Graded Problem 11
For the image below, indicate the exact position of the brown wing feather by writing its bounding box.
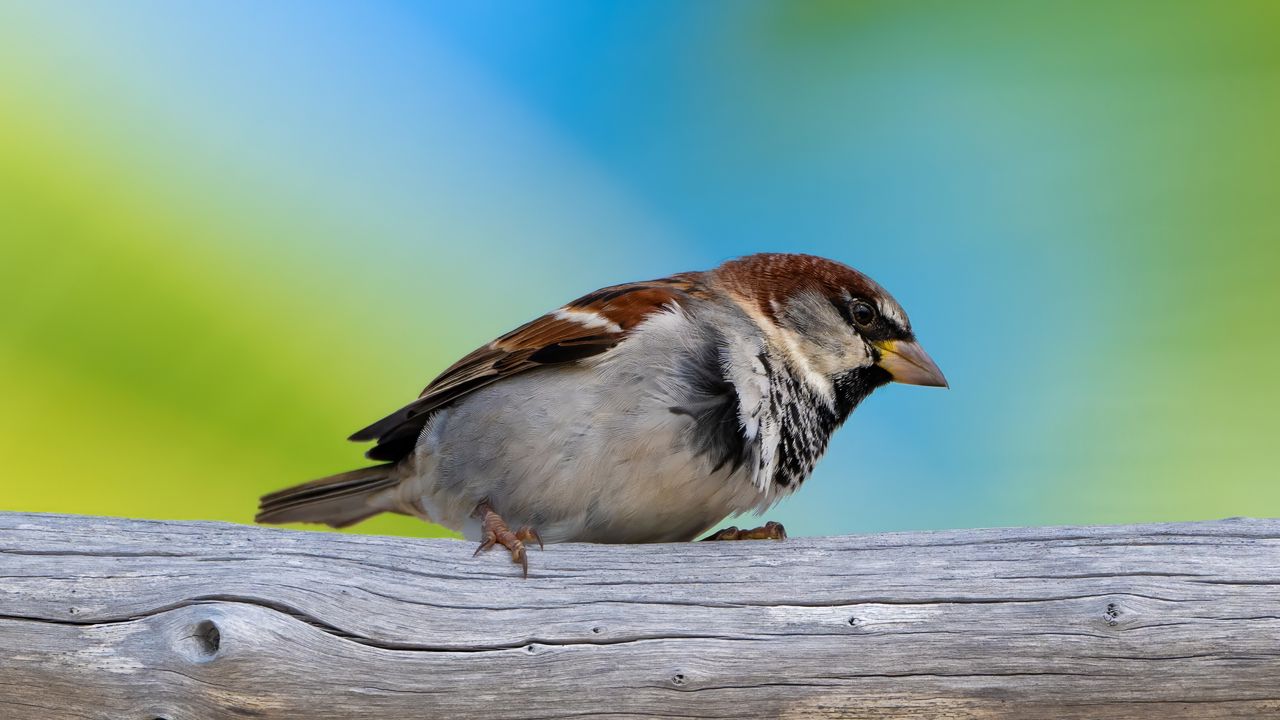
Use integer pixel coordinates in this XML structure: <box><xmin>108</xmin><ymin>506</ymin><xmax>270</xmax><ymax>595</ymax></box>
<box><xmin>349</xmin><ymin>274</ymin><xmax>706</xmax><ymax>462</ymax></box>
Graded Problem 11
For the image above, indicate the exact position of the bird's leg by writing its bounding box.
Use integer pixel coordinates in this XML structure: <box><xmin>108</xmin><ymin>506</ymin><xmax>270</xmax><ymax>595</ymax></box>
<box><xmin>701</xmin><ymin>520</ymin><xmax>787</xmax><ymax>541</ymax></box>
<box><xmin>472</xmin><ymin>500</ymin><xmax>543</xmax><ymax>578</ymax></box>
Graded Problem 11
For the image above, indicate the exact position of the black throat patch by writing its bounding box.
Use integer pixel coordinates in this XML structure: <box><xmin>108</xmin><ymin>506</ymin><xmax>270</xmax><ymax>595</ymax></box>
<box><xmin>769</xmin><ymin>362</ymin><xmax>891</xmax><ymax>489</ymax></box>
<box><xmin>671</xmin><ymin>331</ymin><xmax>892</xmax><ymax>491</ymax></box>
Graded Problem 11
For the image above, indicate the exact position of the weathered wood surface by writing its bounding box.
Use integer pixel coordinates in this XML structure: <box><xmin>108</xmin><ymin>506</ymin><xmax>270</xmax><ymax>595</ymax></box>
<box><xmin>1</xmin><ymin>513</ymin><xmax>1279</xmax><ymax>719</ymax></box>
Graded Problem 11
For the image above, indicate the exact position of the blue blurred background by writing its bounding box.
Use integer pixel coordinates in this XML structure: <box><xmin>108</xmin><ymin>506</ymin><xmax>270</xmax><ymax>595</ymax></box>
<box><xmin>2</xmin><ymin>2</ymin><xmax>1278</xmax><ymax>537</ymax></box>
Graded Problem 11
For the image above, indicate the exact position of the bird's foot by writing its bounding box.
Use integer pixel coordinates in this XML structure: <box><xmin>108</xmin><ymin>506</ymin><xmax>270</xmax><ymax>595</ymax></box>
<box><xmin>472</xmin><ymin>500</ymin><xmax>543</xmax><ymax>578</ymax></box>
<box><xmin>701</xmin><ymin>520</ymin><xmax>787</xmax><ymax>541</ymax></box>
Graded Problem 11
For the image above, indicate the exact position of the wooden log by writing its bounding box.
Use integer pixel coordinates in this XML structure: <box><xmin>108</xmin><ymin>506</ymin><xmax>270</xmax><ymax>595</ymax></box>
<box><xmin>1</xmin><ymin>512</ymin><xmax>1278</xmax><ymax>719</ymax></box>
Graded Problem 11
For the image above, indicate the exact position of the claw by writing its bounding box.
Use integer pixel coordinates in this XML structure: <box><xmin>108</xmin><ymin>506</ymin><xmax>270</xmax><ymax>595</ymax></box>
<box><xmin>473</xmin><ymin>537</ymin><xmax>496</xmax><ymax>557</ymax></box>
<box><xmin>761</xmin><ymin>520</ymin><xmax>787</xmax><ymax>540</ymax></box>
<box><xmin>702</xmin><ymin>520</ymin><xmax>787</xmax><ymax>541</ymax></box>
<box><xmin>511</xmin><ymin>544</ymin><xmax>528</xmax><ymax>578</ymax></box>
<box><xmin>517</xmin><ymin>526</ymin><xmax>544</xmax><ymax>550</ymax></box>
<box><xmin>471</xmin><ymin>501</ymin><xmax>541</xmax><ymax>578</ymax></box>
<box><xmin>703</xmin><ymin>525</ymin><xmax>740</xmax><ymax>541</ymax></box>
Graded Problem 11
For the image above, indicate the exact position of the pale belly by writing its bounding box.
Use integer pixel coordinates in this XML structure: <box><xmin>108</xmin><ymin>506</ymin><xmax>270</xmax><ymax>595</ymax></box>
<box><xmin>399</xmin><ymin>365</ymin><xmax>773</xmax><ymax>543</ymax></box>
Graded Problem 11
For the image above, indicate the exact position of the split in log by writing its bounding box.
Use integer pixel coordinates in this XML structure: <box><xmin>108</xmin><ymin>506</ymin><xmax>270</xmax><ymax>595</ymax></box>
<box><xmin>1</xmin><ymin>512</ymin><xmax>1279</xmax><ymax>719</ymax></box>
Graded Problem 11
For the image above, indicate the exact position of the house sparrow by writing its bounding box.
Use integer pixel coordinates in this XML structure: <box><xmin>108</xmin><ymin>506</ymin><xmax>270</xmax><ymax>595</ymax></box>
<box><xmin>257</xmin><ymin>253</ymin><xmax>946</xmax><ymax>575</ymax></box>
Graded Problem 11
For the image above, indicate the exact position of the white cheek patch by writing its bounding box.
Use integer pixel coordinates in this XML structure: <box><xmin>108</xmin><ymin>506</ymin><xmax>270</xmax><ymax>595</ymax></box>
<box><xmin>751</xmin><ymin>300</ymin><xmax>834</xmax><ymax>402</ymax></box>
<box><xmin>845</xmin><ymin>337</ymin><xmax>873</xmax><ymax>369</ymax></box>
<box><xmin>554</xmin><ymin>308</ymin><xmax>623</xmax><ymax>334</ymax></box>
<box><xmin>775</xmin><ymin>328</ymin><xmax>835</xmax><ymax>401</ymax></box>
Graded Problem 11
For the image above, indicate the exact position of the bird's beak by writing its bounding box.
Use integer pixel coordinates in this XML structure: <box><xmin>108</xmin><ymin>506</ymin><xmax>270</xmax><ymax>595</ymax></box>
<box><xmin>873</xmin><ymin>340</ymin><xmax>948</xmax><ymax>388</ymax></box>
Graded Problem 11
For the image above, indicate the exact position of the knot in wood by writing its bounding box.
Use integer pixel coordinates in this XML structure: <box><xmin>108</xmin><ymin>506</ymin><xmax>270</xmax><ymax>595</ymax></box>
<box><xmin>176</xmin><ymin>617</ymin><xmax>223</xmax><ymax>663</ymax></box>
<box><xmin>1103</xmin><ymin>602</ymin><xmax>1122</xmax><ymax>627</ymax></box>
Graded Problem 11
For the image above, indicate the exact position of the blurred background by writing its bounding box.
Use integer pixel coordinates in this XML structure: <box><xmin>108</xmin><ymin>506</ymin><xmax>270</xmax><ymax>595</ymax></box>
<box><xmin>2</xmin><ymin>1</ymin><xmax>1278</xmax><ymax>538</ymax></box>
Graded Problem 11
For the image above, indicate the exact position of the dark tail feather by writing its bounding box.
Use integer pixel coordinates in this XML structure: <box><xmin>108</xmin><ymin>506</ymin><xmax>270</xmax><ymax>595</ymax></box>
<box><xmin>256</xmin><ymin>465</ymin><xmax>398</xmax><ymax>528</ymax></box>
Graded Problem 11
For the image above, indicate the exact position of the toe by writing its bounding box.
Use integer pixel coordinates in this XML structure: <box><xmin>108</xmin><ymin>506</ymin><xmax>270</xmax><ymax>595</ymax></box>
<box><xmin>473</xmin><ymin>536</ymin><xmax>496</xmax><ymax>557</ymax></box>
<box><xmin>517</xmin><ymin>526</ymin><xmax>544</xmax><ymax>550</ymax></box>
<box><xmin>512</xmin><ymin>545</ymin><xmax>528</xmax><ymax>578</ymax></box>
<box><xmin>702</xmin><ymin>526</ymin><xmax>741</xmax><ymax>541</ymax></box>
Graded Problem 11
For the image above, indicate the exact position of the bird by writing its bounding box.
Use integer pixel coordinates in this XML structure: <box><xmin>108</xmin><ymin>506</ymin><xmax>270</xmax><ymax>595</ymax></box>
<box><xmin>256</xmin><ymin>253</ymin><xmax>946</xmax><ymax>575</ymax></box>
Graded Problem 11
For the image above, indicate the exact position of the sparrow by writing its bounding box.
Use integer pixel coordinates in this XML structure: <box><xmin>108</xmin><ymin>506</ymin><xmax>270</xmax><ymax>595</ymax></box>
<box><xmin>257</xmin><ymin>253</ymin><xmax>946</xmax><ymax>575</ymax></box>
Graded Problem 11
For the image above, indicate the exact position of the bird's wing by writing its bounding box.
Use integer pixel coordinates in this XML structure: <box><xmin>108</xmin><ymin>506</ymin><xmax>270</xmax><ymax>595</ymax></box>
<box><xmin>350</xmin><ymin>273</ymin><xmax>708</xmax><ymax>461</ymax></box>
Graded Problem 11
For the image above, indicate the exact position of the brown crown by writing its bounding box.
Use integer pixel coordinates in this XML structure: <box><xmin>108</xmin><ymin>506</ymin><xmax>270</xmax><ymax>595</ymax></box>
<box><xmin>710</xmin><ymin>253</ymin><xmax>888</xmax><ymax>321</ymax></box>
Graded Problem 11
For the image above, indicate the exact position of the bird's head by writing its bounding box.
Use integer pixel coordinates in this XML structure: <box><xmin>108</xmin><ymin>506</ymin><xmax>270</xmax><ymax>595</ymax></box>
<box><xmin>713</xmin><ymin>253</ymin><xmax>946</xmax><ymax>411</ymax></box>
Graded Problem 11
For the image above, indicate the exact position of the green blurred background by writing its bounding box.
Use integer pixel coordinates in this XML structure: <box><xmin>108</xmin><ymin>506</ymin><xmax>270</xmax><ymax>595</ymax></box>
<box><xmin>2</xmin><ymin>2</ymin><xmax>1278</xmax><ymax>538</ymax></box>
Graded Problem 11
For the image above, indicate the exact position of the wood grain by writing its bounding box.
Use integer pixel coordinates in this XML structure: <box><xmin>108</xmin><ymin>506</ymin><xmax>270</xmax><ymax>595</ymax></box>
<box><xmin>1</xmin><ymin>512</ymin><xmax>1278</xmax><ymax>719</ymax></box>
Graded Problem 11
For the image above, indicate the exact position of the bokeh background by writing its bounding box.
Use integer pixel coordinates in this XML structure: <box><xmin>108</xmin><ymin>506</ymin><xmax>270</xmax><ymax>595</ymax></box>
<box><xmin>2</xmin><ymin>1</ymin><xmax>1278</xmax><ymax>539</ymax></box>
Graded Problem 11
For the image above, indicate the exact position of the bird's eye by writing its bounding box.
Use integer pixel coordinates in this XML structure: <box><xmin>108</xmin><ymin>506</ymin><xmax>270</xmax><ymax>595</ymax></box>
<box><xmin>850</xmin><ymin>301</ymin><xmax>877</xmax><ymax>327</ymax></box>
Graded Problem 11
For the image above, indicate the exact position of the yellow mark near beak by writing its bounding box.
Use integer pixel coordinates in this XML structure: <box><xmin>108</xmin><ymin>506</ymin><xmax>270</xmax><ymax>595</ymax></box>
<box><xmin>873</xmin><ymin>340</ymin><xmax>948</xmax><ymax>388</ymax></box>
